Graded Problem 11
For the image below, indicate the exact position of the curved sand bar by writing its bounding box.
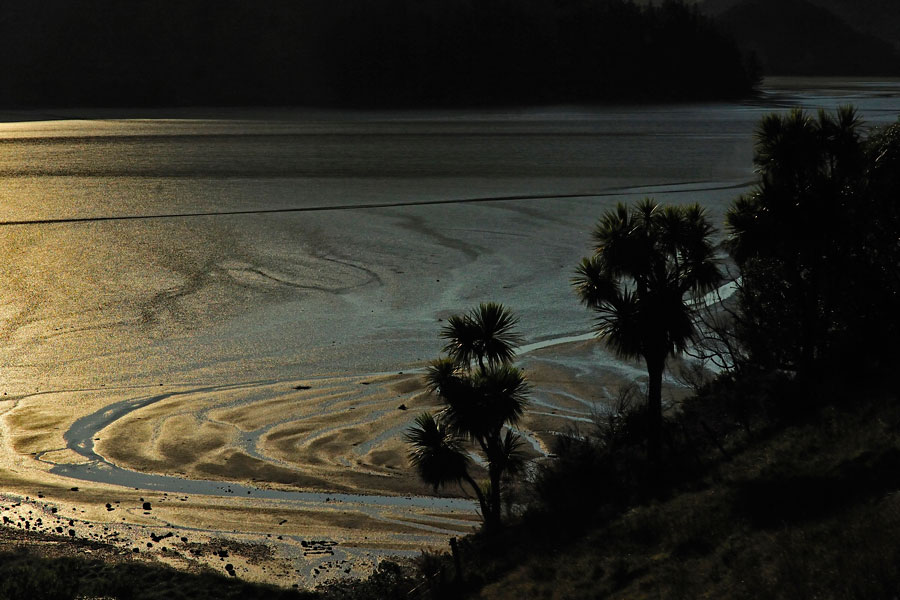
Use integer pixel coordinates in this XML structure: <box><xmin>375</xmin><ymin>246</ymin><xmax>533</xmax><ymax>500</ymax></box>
<box><xmin>0</xmin><ymin>334</ymin><xmax>675</xmax><ymax>587</ymax></box>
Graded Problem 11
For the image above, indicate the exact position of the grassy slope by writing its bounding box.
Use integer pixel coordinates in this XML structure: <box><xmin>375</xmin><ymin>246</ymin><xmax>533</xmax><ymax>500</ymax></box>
<box><xmin>0</xmin><ymin>528</ymin><xmax>311</xmax><ymax>600</ymax></box>
<box><xmin>1</xmin><ymin>382</ymin><xmax>896</xmax><ymax>599</ymax></box>
<box><xmin>469</xmin><ymin>387</ymin><xmax>900</xmax><ymax>599</ymax></box>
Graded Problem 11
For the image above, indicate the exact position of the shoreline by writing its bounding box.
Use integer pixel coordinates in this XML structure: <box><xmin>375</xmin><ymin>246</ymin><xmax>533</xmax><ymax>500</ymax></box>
<box><xmin>0</xmin><ymin>76</ymin><xmax>892</xmax><ymax>125</ymax></box>
<box><xmin>0</xmin><ymin>331</ymin><xmax>684</xmax><ymax>588</ymax></box>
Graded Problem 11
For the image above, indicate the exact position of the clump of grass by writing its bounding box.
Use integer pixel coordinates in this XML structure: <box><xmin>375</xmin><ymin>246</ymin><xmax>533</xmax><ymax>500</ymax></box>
<box><xmin>0</xmin><ymin>548</ymin><xmax>311</xmax><ymax>600</ymax></box>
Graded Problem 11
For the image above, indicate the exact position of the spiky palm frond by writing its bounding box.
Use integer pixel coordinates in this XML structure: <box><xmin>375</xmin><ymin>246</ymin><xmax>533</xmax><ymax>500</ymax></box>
<box><xmin>494</xmin><ymin>429</ymin><xmax>528</xmax><ymax>476</ymax></box>
<box><xmin>425</xmin><ymin>357</ymin><xmax>462</xmax><ymax>395</ymax></box>
<box><xmin>576</xmin><ymin>198</ymin><xmax>721</xmax><ymax>363</ymax></box>
<box><xmin>573</xmin><ymin>256</ymin><xmax>621</xmax><ymax>310</ymax></box>
<box><xmin>726</xmin><ymin>193</ymin><xmax>767</xmax><ymax>263</ymax></box>
<box><xmin>754</xmin><ymin>108</ymin><xmax>820</xmax><ymax>185</ymax></box>
<box><xmin>673</xmin><ymin>204</ymin><xmax>721</xmax><ymax>296</ymax></box>
<box><xmin>593</xmin><ymin>202</ymin><xmax>651</xmax><ymax>281</ymax></box>
<box><xmin>437</xmin><ymin>364</ymin><xmax>529</xmax><ymax>442</ymax></box>
<box><xmin>471</xmin><ymin>365</ymin><xmax>530</xmax><ymax>429</ymax></box>
<box><xmin>404</xmin><ymin>413</ymin><xmax>470</xmax><ymax>492</ymax></box>
<box><xmin>441</xmin><ymin>302</ymin><xmax>522</xmax><ymax>370</ymax></box>
<box><xmin>591</xmin><ymin>289</ymin><xmax>644</xmax><ymax>360</ymax></box>
<box><xmin>440</xmin><ymin>314</ymin><xmax>481</xmax><ymax>367</ymax></box>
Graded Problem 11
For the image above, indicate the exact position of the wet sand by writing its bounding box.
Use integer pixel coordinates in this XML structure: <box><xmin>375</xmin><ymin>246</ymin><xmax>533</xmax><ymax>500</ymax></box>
<box><xmin>0</xmin><ymin>79</ymin><xmax>896</xmax><ymax>588</ymax></box>
<box><xmin>0</xmin><ymin>336</ymin><xmax>679</xmax><ymax>587</ymax></box>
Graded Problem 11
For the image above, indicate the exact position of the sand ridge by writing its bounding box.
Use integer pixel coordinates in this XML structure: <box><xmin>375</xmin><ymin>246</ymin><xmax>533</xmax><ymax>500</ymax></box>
<box><xmin>0</xmin><ymin>338</ymin><xmax>688</xmax><ymax>588</ymax></box>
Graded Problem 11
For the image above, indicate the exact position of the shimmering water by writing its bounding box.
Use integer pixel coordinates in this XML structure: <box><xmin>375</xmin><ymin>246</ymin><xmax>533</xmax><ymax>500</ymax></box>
<box><xmin>0</xmin><ymin>78</ymin><xmax>898</xmax><ymax>394</ymax></box>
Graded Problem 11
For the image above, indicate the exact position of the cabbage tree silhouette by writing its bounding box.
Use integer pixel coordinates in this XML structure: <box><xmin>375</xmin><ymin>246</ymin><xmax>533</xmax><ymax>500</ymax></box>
<box><xmin>573</xmin><ymin>199</ymin><xmax>721</xmax><ymax>467</ymax></box>
<box><xmin>406</xmin><ymin>303</ymin><xmax>529</xmax><ymax>531</ymax></box>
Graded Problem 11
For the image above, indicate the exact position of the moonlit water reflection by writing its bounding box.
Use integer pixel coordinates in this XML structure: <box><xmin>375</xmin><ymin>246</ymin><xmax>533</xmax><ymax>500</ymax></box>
<box><xmin>0</xmin><ymin>79</ymin><xmax>893</xmax><ymax>395</ymax></box>
<box><xmin>0</xmin><ymin>79</ymin><xmax>897</xmax><ymax>584</ymax></box>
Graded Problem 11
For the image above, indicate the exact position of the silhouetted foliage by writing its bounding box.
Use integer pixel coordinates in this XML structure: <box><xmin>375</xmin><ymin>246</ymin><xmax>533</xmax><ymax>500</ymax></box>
<box><xmin>727</xmin><ymin>108</ymin><xmax>900</xmax><ymax>380</ymax></box>
<box><xmin>574</xmin><ymin>199</ymin><xmax>721</xmax><ymax>466</ymax></box>
<box><xmin>0</xmin><ymin>0</ymin><xmax>755</xmax><ymax>107</ymax></box>
<box><xmin>531</xmin><ymin>385</ymin><xmax>649</xmax><ymax>516</ymax></box>
<box><xmin>440</xmin><ymin>303</ymin><xmax>523</xmax><ymax>371</ymax></box>
<box><xmin>403</xmin><ymin>109</ymin><xmax>900</xmax><ymax>600</ymax></box>
<box><xmin>406</xmin><ymin>303</ymin><xmax>529</xmax><ymax>532</ymax></box>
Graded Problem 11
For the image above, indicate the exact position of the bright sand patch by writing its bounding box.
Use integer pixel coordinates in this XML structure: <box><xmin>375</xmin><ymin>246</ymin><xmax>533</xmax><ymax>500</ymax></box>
<box><xmin>0</xmin><ymin>339</ymin><xmax>688</xmax><ymax>587</ymax></box>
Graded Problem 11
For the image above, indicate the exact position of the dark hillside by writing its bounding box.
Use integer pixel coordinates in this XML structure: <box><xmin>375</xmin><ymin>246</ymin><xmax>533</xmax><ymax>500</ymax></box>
<box><xmin>466</xmin><ymin>389</ymin><xmax>900</xmax><ymax>599</ymax></box>
<box><xmin>702</xmin><ymin>0</ymin><xmax>900</xmax><ymax>51</ymax></box>
<box><xmin>713</xmin><ymin>0</ymin><xmax>900</xmax><ymax>75</ymax></box>
<box><xmin>0</xmin><ymin>0</ymin><xmax>754</xmax><ymax>108</ymax></box>
<box><xmin>811</xmin><ymin>0</ymin><xmax>900</xmax><ymax>51</ymax></box>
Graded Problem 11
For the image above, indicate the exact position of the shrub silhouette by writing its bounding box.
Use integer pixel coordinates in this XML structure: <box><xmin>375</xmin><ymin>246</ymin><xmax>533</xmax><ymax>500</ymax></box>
<box><xmin>727</xmin><ymin>108</ymin><xmax>900</xmax><ymax>380</ymax></box>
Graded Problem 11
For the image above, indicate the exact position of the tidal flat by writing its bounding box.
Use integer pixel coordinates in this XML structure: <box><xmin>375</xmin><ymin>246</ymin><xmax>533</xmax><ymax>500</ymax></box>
<box><xmin>0</xmin><ymin>78</ymin><xmax>898</xmax><ymax>586</ymax></box>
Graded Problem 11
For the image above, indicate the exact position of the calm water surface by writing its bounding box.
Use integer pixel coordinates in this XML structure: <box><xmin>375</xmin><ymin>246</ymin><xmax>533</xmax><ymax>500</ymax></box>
<box><xmin>0</xmin><ymin>78</ymin><xmax>898</xmax><ymax>393</ymax></box>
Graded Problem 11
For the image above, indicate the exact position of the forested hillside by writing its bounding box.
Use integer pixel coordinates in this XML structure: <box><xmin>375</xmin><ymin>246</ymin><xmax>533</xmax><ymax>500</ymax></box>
<box><xmin>0</xmin><ymin>0</ymin><xmax>755</xmax><ymax>107</ymax></box>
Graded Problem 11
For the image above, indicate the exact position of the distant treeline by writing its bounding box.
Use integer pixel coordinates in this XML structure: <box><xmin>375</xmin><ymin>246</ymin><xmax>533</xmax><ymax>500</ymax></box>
<box><xmin>0</xmin><ymin>0</ymin><xmax>756</xmax><ymax>108</ymax></box>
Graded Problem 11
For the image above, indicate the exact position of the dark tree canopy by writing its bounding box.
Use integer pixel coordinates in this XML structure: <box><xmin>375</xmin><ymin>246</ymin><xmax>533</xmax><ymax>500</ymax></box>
<box><xmin>0</xmin><ymin>0</ymin><xmax>756</xmax><ymax>107</ymax></box>
<box><xmin>727</xmin><ymin>107</ymin><xmax>900</xmax><ymax>378</ymax></box>
<box><xmin>574</xmin><ymin>199</ymin><xmax>721</xmax><ymax>465</ymax></box>
<box><xmin>407</xmin><ymin>303</ymin><xmax>529</xmax><ymax>532</ymax></box>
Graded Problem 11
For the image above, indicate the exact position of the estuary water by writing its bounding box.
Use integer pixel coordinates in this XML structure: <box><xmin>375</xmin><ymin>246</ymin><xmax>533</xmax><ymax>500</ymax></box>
<box><xmin>0</xmin><ymin>79</ymin><xmax>896</xmax><ymax>584</ymax></box>
<box><xmin>0</xmin><ymin>78</ymin><xmax>898</xmax><ymax>394</ymax></box>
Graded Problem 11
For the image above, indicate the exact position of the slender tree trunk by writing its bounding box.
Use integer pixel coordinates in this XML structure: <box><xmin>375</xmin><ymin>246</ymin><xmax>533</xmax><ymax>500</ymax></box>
<box><xmin>488</xmin><ymin>462</ymin><xmax>502</xmax><ymax>529</ymax></box>
<box><xmin>646</xmin><ymin>354</ymin><xmax>665</xmax><ymax>469</ymax></box>
<box><xmin>462</xmin><ymin>472</ymin><xmax>491</xmax><ymax>529</ymax></box>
